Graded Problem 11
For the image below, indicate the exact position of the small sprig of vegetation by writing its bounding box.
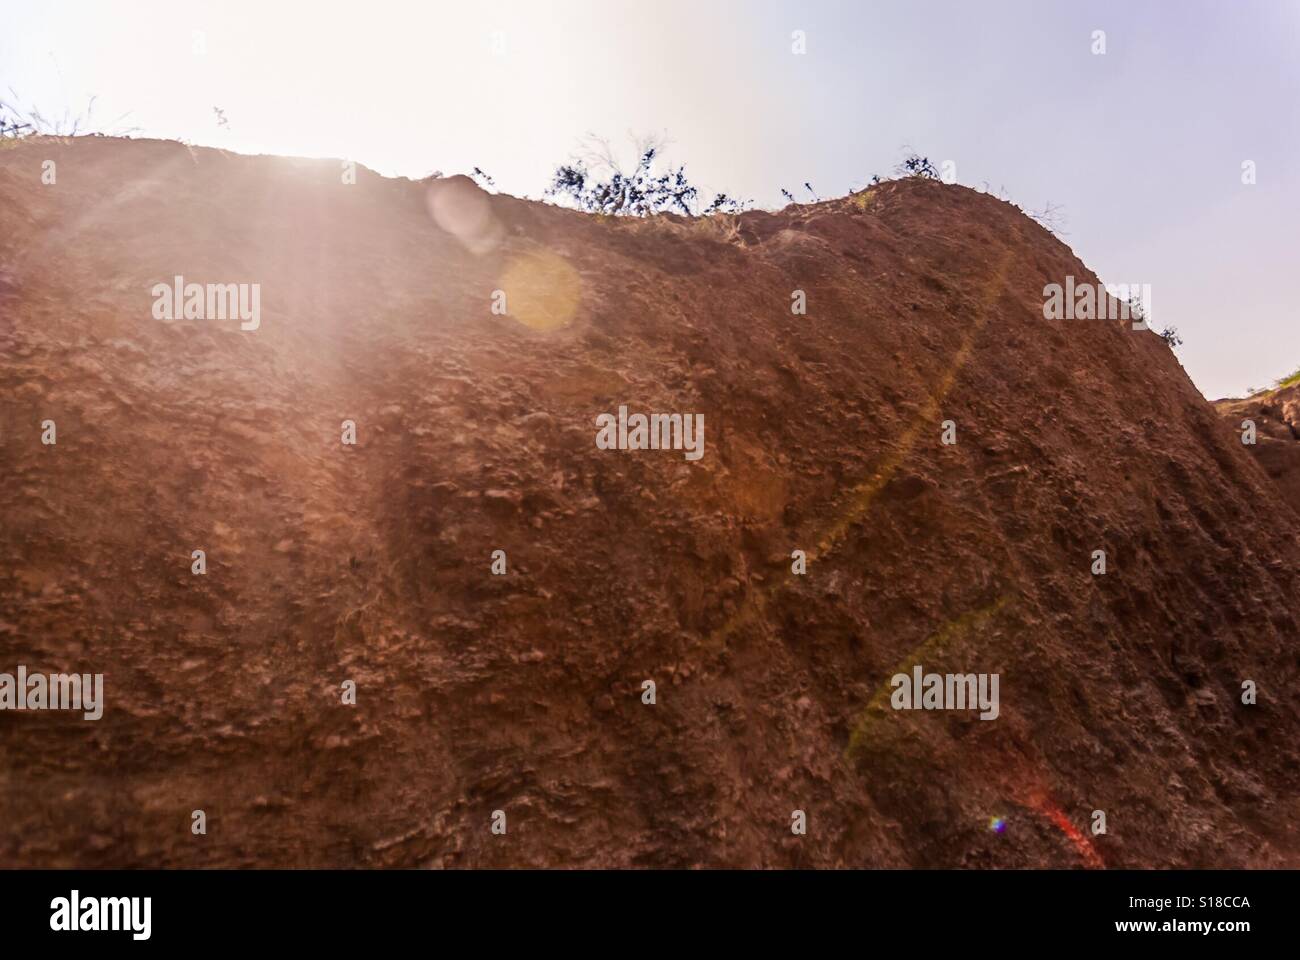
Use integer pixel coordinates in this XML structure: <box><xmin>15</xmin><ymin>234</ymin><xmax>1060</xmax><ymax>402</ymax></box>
<box><xmin>1</xmin><ymin>95</ymin><xmax>137</xmax><ymax>140</ymax></box>
<box><xmin>1028</xmin><ymin>201</ymin><xmax>1069</xmax><ymax>236</ymax></box>
<box><xmin>703</xmin><ymin>193</ymin><xmax>747</xmax><ymax>214</ymax></box>
<box><xmin>548</xmin><ymin>144</ymin><xmax>695</xmax><ymax>216</ymax></box>
<box><xmin>547</xmin><ymin>134</ymin><xmax>746</xmax><ymax>217</ymax></box>
<box><xmin>548</xmin><ymin>139</ymin><xmax>961</xmax><ymax>216</ymax></box>
<box><xmin>1274</xmin><ymin>366</ymin><xmax>1300</xmax><ymax>390</ymax></box>
<box><xmin>0</xmin><ymin>112</ymin><xmax>32</xmax><ymax>138</ymax></box>
<box><xmin>895</xmin><ymin>153</ymin><xmax>940</xmax><ymax>180</ymax></box>
<box><xmin>0</xmin><ymin>100</ymin><xmax>36</xmax><ymax>138</ymax></box>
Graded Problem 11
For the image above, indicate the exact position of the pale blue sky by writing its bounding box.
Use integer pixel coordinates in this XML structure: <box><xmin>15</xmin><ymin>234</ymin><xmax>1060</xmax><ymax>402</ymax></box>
<box><xmin>4</xmin><ymin>0</ymin><xmax>1297</xmax><ymax>398</ymax></box>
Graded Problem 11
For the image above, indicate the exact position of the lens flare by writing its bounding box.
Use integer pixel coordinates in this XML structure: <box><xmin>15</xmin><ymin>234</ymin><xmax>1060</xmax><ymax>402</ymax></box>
<box><xmin>497</xmin><ymin>250</ymin><xmax>582</xmax><ymax>331</ymax></box>
<box><xmin>425</xmin><ymin>175</ymin><xmax>503</xmax><ymax>254</ymax></box>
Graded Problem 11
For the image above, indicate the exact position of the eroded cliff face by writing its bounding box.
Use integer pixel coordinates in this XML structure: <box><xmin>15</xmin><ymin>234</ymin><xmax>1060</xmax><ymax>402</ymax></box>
<box><xmin>1216</xmin><ymin>382</ymin><xmax>1300</xmax><ymax>519</ymax></box>
<box><xmin>1</xmin><ymin>136</ymin><xmax>1297</xmax><ymax>868</ymax></box>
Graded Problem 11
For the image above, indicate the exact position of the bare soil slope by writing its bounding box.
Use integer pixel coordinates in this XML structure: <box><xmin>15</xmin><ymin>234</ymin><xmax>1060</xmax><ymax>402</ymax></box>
<box><xmin>1</xmin><ymin>136</ymin><xmax>1297</xmax><ymax>867</ymax></box>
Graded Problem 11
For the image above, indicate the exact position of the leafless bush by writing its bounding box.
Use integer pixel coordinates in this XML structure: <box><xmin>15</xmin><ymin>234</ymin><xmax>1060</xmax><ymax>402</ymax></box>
<box><xmin>547</xmin><ymin>134</ymin><xmax>745</xmax><ymax>217</ymax></box>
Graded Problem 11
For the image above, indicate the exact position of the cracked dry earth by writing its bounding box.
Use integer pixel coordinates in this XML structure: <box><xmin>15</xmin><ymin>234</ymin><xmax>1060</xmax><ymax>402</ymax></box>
<box><xmin>1</xmin><ymin>136</ymin><xmax>1298</xmax><ymax>868</ymax></box>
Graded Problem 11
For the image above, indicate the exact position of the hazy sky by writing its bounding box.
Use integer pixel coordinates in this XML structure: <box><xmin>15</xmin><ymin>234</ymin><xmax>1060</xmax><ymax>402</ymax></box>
<box><xmin>3</xmin><ymin>0</ymin><xmax>1297</xmax><ymax>398</ymax></box>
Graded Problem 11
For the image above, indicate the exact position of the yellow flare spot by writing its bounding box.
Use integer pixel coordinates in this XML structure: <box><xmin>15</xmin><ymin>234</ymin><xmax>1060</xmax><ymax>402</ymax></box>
<box><xmin>499</xmin><ymin>251</ymin><xmax>581</xmax><ymax>331</ymax></box>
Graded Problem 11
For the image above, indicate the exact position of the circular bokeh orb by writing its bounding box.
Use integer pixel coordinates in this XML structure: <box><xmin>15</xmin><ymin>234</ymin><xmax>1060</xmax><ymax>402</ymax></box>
<box><xmin>425</xmin><ymin>174</ymin><xmax>502</xmax><ymax>254</ymax></box>
<box><xmin>497</xmin><ymin>251</ymin><xmax>582</xmax><ymax>331</ymax></box>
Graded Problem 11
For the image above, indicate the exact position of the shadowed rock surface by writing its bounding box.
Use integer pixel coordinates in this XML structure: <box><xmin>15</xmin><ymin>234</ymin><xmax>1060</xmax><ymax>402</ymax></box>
<box><xmin>1</xmin><ymin>136</ymin><xmax>1297</xmax><ymax>867</ymax></box>
<box><xmin>1216</xmin><ymin>382</ymin><xmax>1300</xmax><ymax>518</ymax></box>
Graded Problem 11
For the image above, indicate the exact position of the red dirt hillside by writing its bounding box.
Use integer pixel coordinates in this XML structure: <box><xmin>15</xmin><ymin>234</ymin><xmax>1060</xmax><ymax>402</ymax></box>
<box><xmin>1</xmin><ymin>136</ymin><xmax>1297</xmax><ymax>868</ymax></box>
